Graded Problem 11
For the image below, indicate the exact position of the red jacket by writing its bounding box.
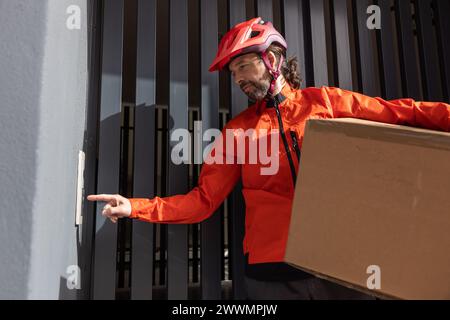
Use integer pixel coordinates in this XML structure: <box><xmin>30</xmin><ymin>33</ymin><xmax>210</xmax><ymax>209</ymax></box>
<box><xmin>129</xmin><ymin>84</ymin><xmax>450</xmax><ymax>264</ymax></box>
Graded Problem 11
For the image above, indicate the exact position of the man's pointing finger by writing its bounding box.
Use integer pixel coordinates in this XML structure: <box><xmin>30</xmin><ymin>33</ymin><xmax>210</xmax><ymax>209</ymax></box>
<box><xmin>87</xmin><ymin>194</ymin><xmax>116</xmax><ymax>202</ymax></box>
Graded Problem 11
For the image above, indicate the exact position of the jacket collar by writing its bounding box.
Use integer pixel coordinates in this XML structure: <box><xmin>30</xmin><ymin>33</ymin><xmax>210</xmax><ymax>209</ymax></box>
<box><xmin>256</xmin><ymin>82</ymin><xmax>296</xmax><ymax>115</ymax></box>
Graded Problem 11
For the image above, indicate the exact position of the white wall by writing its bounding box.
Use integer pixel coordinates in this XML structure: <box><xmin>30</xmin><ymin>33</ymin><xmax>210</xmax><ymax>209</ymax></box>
<box><xmin>0</xmin><ymin>0</ymin><xmax>90</xmax><ymax>299</ymax></box>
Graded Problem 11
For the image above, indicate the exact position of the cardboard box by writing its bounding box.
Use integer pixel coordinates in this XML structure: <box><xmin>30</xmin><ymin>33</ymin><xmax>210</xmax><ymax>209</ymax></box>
<box><xmin>285</xmin><ymin>118</ymin><xmax>450</xmax><ymax>300</ymax></box>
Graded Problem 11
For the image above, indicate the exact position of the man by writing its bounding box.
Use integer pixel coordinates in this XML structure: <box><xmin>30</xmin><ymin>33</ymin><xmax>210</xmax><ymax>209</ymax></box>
<box><xmin>88</xmin><ymin>17</ymin><xmax>450</xmax><ymax>299</ymax></box>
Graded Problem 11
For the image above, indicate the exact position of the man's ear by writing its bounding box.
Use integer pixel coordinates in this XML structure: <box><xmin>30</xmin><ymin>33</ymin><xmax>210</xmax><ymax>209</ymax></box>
<box><xmin>267</xmin><ymin>51</ymin><xmax>278</xmax><ymax>69</ymax></box>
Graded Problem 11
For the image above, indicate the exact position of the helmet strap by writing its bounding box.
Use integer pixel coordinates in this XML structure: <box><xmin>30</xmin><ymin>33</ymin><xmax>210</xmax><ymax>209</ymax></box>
<box><xmin>260</xmin><ymin>51</ymin><xmax>284</xmax><ymax>98</ymax></box>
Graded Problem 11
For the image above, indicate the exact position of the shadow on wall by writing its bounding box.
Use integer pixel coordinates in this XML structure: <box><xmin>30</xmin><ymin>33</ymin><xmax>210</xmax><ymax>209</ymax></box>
<box><xmin>75</xmin><ymin>105</ymin><xmax>166</xmax><ymax>300</ymax></box>
<box><xmin>56</xmin><ymin>0</ymin><xmax>103</xmax><ymax>300</ymax></box>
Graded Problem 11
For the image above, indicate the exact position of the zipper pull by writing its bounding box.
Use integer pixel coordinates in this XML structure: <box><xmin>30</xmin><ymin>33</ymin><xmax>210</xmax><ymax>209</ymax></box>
<box><xmin>289</xmin><ymin>130</ymin><xmax>301</xmax><ymax>162</ymax></box>
<box><xmin>289</xmin><ymin>130</ymin><xmax>298</xmax><ymax>149</ymax></box>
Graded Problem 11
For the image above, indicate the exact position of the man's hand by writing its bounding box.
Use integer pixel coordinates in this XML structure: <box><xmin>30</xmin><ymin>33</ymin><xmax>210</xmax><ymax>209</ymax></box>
<box><xmin>87</xmin><ymin>194</ymin><xmax>132</xmax><ymax>223</ymax></box>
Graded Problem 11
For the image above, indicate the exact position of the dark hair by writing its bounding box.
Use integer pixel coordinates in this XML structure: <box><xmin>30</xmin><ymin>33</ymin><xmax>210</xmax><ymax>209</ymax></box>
<box><xmin>266</xmin><ymin>43</ymin><xmax>302</xmax><ymax>90</ymax></box>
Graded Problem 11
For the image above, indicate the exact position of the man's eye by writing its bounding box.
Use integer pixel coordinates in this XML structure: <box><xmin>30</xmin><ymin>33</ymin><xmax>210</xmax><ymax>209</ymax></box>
<box><xmin>239</xmin><ymin>64</ymin><xmax>247</xmax><ymax>70</ymax></box>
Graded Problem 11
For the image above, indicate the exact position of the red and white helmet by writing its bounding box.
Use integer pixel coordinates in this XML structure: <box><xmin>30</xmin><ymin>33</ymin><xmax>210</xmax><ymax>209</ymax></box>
<box><xmin>209</xmin><ymin>17</ymin><xmax>287</xmax><ymax>72</ymax></box>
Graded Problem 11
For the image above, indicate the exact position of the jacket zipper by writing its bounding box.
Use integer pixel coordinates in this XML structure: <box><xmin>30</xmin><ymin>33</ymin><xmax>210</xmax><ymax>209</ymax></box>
<box><xmin>274</xmin><ymin>101</ymin><xmax>297</xmax><ymax>187</ymax></box>
<box><xmin>289</xmin><ymin>130</ymin><xmax>301</xmax><ymax>162</ymax></box>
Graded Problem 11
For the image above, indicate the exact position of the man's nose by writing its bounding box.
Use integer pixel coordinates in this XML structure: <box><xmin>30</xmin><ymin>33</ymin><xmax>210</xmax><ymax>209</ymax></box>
<box><xmin>235</xmin><ymin>76</ymin><xmax>244</xmax><ymax>87</ymax></box>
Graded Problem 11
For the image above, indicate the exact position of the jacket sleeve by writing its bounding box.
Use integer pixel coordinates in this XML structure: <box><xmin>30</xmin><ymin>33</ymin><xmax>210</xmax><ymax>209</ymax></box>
<box><xmin>128</xmin><ymin>124</ymin><xmax>241</xmax><ymax>224</ymax></box>
<box><xmin>323</xmin><ymin>86</ymin><xmax>450</xmax><ymax>132</ymax></box>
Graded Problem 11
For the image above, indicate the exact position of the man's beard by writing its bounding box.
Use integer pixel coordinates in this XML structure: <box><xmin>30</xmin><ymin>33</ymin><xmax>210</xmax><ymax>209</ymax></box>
<box><xmin>239</xmin><ymin>71</ymin><xmax>272</xmax><ymax>102</ymax></box>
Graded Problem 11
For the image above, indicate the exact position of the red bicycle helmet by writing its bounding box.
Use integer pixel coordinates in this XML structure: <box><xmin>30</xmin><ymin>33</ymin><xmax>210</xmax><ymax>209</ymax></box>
<box><xmin>209</xmin><ymin>17</ymin><xmax>287</xmax><ymax>72</ymax></box>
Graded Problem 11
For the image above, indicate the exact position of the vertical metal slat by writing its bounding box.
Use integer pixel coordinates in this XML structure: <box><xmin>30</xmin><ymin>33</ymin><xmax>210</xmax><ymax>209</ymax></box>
<box><xmin>168</xmin><ymin>0</ymin><xmax>189</xmax><ymax>300</ymax></box>
<box><xmin>434</xmin><ymin>0</ymin><xmax>450</xmax><ymax>102</ymax></box>
<box><xmin>256</xmin><ymin>0</ymin><xmax>273</xmax><ymax>22</ymax></box>
<box><xmin>395</xmin><ymin>0</ymin><xmax>423</xmax><ymax>100</ymax></box>
<box><xmin>378</xmin><ymin>0</ymin><xmax>402</xmax><ymax>99</ymax></box>
<box><xmin>309</xmin><ymin>0</ymin><xmax>328</xmax><ymax>86</ymax></box>
<box><xmin>83</xmin><ymin>0</ymin><xmax>103</xmax><ymax>300</ymax></box>
<box><xmin>414</xmin><ymin>0</ymin><xmax>443</xmax><ymax>101</ymax></box>
<box><xmin>131</xmin><ymin>0</ymin><xmax>157</xmax><ymax>300</ymax></box>
<box><xmin>333</xmin><ymin>0</ymin><xmax>353</xmax><ymax>90</ymax></box>
<box><xmin>354</xmin><ymin>0</ymin><xmax>380</xmax><ymax>96</ymax></box>
<box><xmin>200</xmin><ymin>0</ymin><xmax>222</xmax><ymax>300</ymax></box>
<box><xmin>228</xmin><ymin>0</ymin><xmax>248</xmax><ymax>300</ymax></box>
<box><xmin>282</xmin><ymin>0</ymin><xmax>308</xmax><ymax>88</ymax></box>
<box><xmin>93</xmin><ymin>0</ymin><xmax>124</xmax><ymax>300</ymax></box>
<box><xmin>229</xmin><ymin>0</ymin><xmax>250</xmax><ymax>116</ymax></box>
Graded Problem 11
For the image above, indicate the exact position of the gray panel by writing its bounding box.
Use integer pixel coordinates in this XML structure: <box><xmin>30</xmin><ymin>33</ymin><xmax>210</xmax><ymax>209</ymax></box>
<box><xmin>227</xmin><ymin>181</ymin><xmax>246</xmax><ymax>300</ymax></box>
<box><xmin>414</xmin><ymin>0</ymin><xmax>443</xmax><ymax>101</ymax></box>
<box><xmin>83</xmin><ymin>0</ymin><xmax>103</xmax><ymax>299</ymax></box>
<box><xmin>333</xmin><ymin>0</ymin><xmax>352</xmax><ymax>90</ymax></box>
<box><xmin>131</xmin><ymin>0</ymin><xmax>157</xmax><ymax>300</ymax></box>
<box><xmin>93</xmin><ymin>0</ymin><xmax>124</xmax><ymax>300</ymax></box>
<box><xmin>229</xmin><ymin>0</ymin><xmax>249</xmax><ymax>115</ymax></box>
<box><xmin>200</xmin><ymin>0</ymin><xmax>222</xmax><ymax>300</ymax></box>
<box><xmin>282</xmin><ymin>0</ymin><xmax>308</xmax><ymax>88</ymax></box>
<box><xmin>168</xmin><ymin>0</ymin><xmax>189</xmax><ymax>300</ymax></box>
<box><xmin>256</xmin><ymin>0</ymin><xmax>273</xmax><ymax>22</ymax></box>
<box><xmin>309</xmin><ymin>0</ymin><xmax>328</xmax><ymax>86</ymax></box>
<box><xmin>228</xmin><ymin>0</ymin><xmax>248</xmax><ymax>300</ymax></box>
<box><xmin>395</xmin><ymin>0</ymin><xmax>423</xmax><ymax>100</ymax></box>
<box><xmin>378</xmin><ymin>0</ymin><xmax>402</xmax><ymax>99</ymax></box>
<box><xmin>355</xmin><ymin>0</ymin><xmax>380</xmax><ymax>96</ymax></box>
<box><xmin>434</xmin><ymin>0</ymin><xmax>450</xmax><ymax>102</ymax></box>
